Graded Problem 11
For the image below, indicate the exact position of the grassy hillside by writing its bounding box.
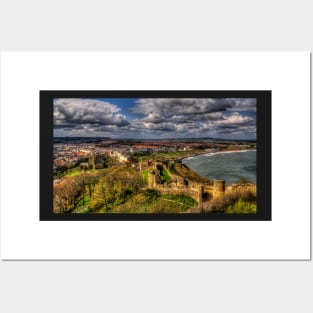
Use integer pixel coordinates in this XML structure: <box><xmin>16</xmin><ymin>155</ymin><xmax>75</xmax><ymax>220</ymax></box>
<box><xmin>54</xmin><ymin>164</ymin><xmax>198</xmax><ymax>214</ymax></box>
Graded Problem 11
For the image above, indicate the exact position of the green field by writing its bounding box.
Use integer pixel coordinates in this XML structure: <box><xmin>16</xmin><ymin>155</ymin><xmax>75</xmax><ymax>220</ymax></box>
<box><xmin>65</xmin><ymin>167</ymin><xmax>96</xmax><ymax>177</ymax></box>
<box><xmin>65</xmin><ymin>167</ymin><xmax>81</xmax><ymax>177</ymax></box>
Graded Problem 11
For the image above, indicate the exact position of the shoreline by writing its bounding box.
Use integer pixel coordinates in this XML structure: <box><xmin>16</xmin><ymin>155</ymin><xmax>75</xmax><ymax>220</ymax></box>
<box><xmin>181</xmin><ymin>148</ymin><xmax>256</xmax><ymax>161</ymax></box>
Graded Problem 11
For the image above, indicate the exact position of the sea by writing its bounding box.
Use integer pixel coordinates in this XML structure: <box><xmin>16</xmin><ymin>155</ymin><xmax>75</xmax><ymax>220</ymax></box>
<box><xmin>182</xmin><ymin>150</ymin><xmax>256</xmax><ymax>185</ymax></box>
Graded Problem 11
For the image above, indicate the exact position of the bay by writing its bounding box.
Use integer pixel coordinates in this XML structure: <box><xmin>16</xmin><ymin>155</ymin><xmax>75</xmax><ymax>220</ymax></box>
<box><xmin>182</xmin><ymin>150</ymin><xmax>256</xmax><ymax>185</ymax></box>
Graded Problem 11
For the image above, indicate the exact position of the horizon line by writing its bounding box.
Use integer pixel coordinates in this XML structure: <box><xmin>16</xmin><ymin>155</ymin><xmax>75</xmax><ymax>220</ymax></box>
<box><xmin>53</xmin><ymin>136</ymin><xmax>256</xmax><ymax>141</ymax></box>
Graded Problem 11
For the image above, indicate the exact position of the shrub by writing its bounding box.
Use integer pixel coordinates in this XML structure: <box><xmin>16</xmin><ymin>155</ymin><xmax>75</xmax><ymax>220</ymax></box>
<box><xmin>204</xmin><ymin>188</ymin><xmax>256</xmax><ymax>213</ymax></box>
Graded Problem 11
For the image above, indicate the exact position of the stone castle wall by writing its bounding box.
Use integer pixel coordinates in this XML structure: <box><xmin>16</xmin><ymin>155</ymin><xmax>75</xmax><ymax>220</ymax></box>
<box><xmin>226</xmin><ymin>183</ymin><xmax>256</xmax><ymax>194</ymax></box>
<box><xmin>146</xmin><ymin>161</ymin><xmax>256</xmax><ymax>205</ymax></box>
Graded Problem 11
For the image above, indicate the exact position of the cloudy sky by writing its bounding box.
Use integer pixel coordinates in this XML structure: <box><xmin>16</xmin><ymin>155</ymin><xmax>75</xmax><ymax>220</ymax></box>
<box><xmin>54</xmin><ymin>98</ymin><xmax>256</xmax><ymax>139</ymax></box>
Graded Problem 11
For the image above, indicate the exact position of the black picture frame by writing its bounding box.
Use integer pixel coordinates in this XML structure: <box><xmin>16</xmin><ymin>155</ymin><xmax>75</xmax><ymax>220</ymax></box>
<box><xmin>40</xmin><ymin>90</ymin><xmax>271</xmax><ymax>221</ymax></box>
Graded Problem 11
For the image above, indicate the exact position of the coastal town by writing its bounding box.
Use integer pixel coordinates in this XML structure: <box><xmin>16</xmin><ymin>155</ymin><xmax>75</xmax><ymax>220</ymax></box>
<box><xmin>53</xmin><ymin>138</ymin><xmax>255</xmax><ymax>172</ymax></box>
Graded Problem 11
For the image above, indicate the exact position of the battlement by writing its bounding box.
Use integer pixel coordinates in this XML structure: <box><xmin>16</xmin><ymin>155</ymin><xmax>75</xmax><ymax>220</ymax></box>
<box><xmin>146</xmin><ymin>160</ymin><xmax>256</xmax><ymax>207</ymax></box>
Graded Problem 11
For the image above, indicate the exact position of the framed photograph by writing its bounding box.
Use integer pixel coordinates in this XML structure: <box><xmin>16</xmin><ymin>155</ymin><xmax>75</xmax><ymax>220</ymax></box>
<box><xmin>1</xmin><ymin>52</ymin><xmax>309</xmax><ymax>260</ymax></box>
<box><xmin>40</xmin><ymin>90</ymin><xmax>271</xmax><ymax>221</ymax></box>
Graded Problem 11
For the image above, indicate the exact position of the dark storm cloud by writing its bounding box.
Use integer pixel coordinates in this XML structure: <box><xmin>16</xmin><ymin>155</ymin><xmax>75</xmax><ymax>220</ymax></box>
<box><xmin>229</xmin><ymin>98</ymin><xmax>257</xmax><ymax>111</ymax></box>
<box><xmin>133</xmin><ymin>98</ymin><xmax>256</xmax><ymax>116</ymax></box>
<box><xmin>133</xmin><ymin>98</ymin><xmax>233</xmax><ymax>116</ymax></box>
<box><xmin>54</xmin><ymin>123</ymin><xmax>77</xmax><ymax>129</ymax></box>
<box><xmin>169</xmin><ymin>112</ymin><xmax>224</xmax><ymax>123</ymax></box>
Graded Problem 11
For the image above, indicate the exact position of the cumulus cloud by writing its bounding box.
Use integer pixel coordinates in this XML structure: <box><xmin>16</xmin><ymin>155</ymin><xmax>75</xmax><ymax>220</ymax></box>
<box><xmin>54</xmin><ymin>97</ymin><xmax>256</xmax><ymax>139</ymax></box>
<box><xmin>54</xmin><ymin>98</ymin><xmax>129</xmax><ymax>128</ymax></box>
<box><xmin>214</xmin><ymin>112</ymin><xmax>254</xmax><ymax>127</ymax></box>
<box><xmin>128</xmin><ymin>99</ymin><xmax>256</xmax><ymax>138</ymax></box>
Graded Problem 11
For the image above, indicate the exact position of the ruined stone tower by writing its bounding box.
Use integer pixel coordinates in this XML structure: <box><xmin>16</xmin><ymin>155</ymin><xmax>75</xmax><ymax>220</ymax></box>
<box><xmin>148</xmin><ymin>170</ymin><xmax>156</xmax><ymax>188</ymax></box>
<box><xmin>213</xmin><ymin>179</ymin><xmax>225</xmax><ymax>197</ymax></box>
<box><xmin>88</xmin><ymin>153</ymin><xmax>95</xmax><ymax>170</ymax></box>
<box><xmin>197</xmin><ymin>185</ymin><xmax>203</xmax><ymax>208</ymax></box>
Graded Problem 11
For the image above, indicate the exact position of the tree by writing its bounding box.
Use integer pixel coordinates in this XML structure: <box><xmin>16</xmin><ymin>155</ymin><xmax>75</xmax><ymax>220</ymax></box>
<box><xmin>53</xmin><ymin>177</ymin><xmax>81</xmax><ymax>213</ymax></box>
